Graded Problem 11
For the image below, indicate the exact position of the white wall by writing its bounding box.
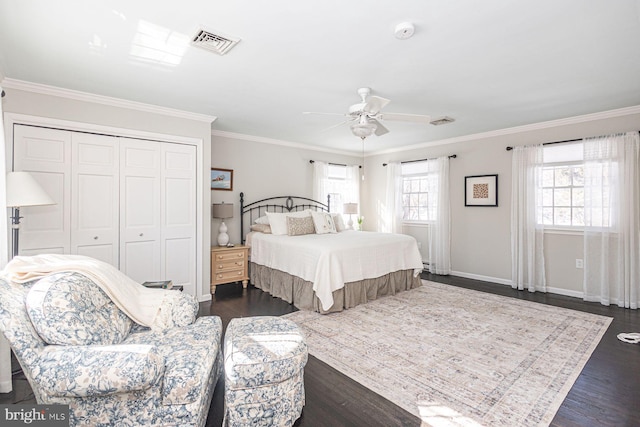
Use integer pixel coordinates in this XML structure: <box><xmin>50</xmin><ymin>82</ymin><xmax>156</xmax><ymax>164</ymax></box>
<box><xmin>2</xmin><ymin>86</ymin><xmax>213</xmax><ymax>298</ymax></box>
<box><xmin>211</xmin><ymin>133</ymin><xmax>360</xmax><ymax>244</ymax></box>
<box><xmin>365</xmin><ymin>109</ymin><xmax>640</xmax><ymax>295</ymax></box>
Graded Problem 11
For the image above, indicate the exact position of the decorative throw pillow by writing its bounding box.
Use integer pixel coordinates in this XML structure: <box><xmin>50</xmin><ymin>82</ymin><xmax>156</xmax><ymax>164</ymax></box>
<box><xmin>26</xmin><ymin>272</ymin><xmax>132</xmax><ymax>346</ymax></box>
<box><xmin>311</xmin><ymin>211</ymin><xmax>337</xmax><ymax>234</ymax></box>
<box><xmin>251</xmin><ymin>223</ymin><xmax>272</xmax><ymax>233</ymax></box>
<box><xmin>332</xmin><ymin>214</ymin><xmax>346</xmax><ymax>232</ymax></box>
<box><xmin>266</xmin><ymin>210</ymin><xmax>311</xmax><ymax>235</ymax></box>
<box><xmin>286</xmin><ymin>216</ymin><xmax>316</xmax><ymax>236</ymax></box>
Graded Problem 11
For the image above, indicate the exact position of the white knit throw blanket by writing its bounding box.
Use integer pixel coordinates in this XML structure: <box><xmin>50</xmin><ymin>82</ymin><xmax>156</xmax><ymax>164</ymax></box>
<box><xmin>2</xmin><ymin>254</ymin><xmax>173</xmax><ymax>329</ymax></box>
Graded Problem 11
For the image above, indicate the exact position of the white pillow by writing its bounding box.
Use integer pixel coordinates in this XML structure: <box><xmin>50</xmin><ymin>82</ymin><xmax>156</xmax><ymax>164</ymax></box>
<box><xmin>266</xmin><ymin>210</ymin><xmax>311</xmax><ymax>235</ymax></box>
<box><xmin>332</xmin><ymin>214</ymin><xmax>346</xmax><ymax>232</ymax></box>
<box><xmin>311</xmin><ymin>211</ymin><xmax>337</xmax><ymax>234</ymax></box>
<box><xmin>254</xmin><ymin>215</ymin><xmax>269</xmax><ymax>225</ymax></box>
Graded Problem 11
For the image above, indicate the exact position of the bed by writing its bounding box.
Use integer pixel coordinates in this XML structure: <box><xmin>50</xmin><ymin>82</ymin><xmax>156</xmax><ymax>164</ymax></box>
<box><xmin>240</xmin><ymin>193</ymin><xmax>423</xmax><ymax>313</ymax></box>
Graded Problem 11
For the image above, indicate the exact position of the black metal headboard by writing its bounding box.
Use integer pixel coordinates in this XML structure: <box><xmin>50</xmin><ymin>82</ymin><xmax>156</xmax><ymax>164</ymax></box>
<box><xmin>240</xmin><ymin>192</ymin><xmax>330</xmax><ymax>244</ymax></box>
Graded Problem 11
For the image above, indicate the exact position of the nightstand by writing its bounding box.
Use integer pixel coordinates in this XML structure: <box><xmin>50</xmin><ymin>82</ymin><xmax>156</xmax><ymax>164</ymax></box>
<box><xmin>210</xmin><ymin>245</ymin><xmax>249</xmax><ymax>294</ymax></box>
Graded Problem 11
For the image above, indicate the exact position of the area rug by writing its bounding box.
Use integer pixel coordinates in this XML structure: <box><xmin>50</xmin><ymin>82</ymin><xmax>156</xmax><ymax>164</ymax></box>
<box><xmin>283</xmin><ymin>280</ymin><xmax>612</xmax><ymax>427</ymax></box>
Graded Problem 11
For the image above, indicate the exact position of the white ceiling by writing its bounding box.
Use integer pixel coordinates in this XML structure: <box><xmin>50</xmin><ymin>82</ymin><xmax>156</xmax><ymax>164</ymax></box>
<box><xmin>1</xmin><ymin>0</ymin><xmax>639</xmax><ymax>154</ymax></box>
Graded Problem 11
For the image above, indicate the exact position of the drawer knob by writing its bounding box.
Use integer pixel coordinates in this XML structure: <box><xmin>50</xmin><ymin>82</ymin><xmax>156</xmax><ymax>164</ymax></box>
<box><xmin>217</xmin><ymin>274</ymin><xmax>223</xmax><ymax>279</ymax></box>
<box><xmin>237</xmin><ymin>271</ymin><xmax>241</xmax><ymax>275</ymax></box>
<box><xmin>94</xmin><ymin>236</ymin><xmax>98</xmax><ymax>240</ymax></box>
<box><xmin>218</xmin><ymin>264</ymin><xmax>223</xmax><ymax>269</ymax></box>
<box><xmin>237</xmin><ymin>253</ymin><xmax>242</xmax><ymax>257</ymax></box>
<box><xmin>218</xmin><ymin>255</ymin><xmax>223</xmax><ymax>260</ymax></box>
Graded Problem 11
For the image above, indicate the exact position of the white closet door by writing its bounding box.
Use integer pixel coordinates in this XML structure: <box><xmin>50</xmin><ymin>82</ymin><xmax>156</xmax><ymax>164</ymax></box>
<box><xmin>13</xmin><ymin>125</ymin><xmax>71</xmax><ymax>255</ymax></box>
<box><xmin>161</xmin><ymin>143</ymin><xmax>196</xmax><ymax>294</ymax></box>
<box><xmin>71</xmin><ymin>133</ymin><xmax>119</xmax><ymax>267</ymax></box>
<box><xmin>120</xmin><ymin>138</ymin><xmax>161</xmax><ymax>283</ymax></box>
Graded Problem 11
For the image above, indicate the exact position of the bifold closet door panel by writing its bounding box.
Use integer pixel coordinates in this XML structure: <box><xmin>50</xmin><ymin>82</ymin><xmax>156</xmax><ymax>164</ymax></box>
<box><xmin>13</xmin><ymin>125</ymin><xmax>71</xmax><ymax>255</ymax></box>
<box><xmin>71</xmin><ymin>133</ymin><xmax>120</xmax><ymax>267</ymax></box>
<box><xmin>119</xmin><ymin>139</ymin><xmax>162</xmax><ymax>283</ymax></box>
<box><xmin>161</xmin><ymin>143</ymin><xmax>197</xmax><ymax>294</ymax></box>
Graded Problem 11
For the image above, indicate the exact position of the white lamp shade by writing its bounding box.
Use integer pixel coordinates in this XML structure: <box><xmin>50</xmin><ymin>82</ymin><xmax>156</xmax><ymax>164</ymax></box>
<box><xmin>6</xmin><ymin>171</ymin><xmax>55</xmax><ymax>208</ymax></box>
<box><xmin>212</xmin><ymin>203</ymin><xmax>234</xmax><ymax>219</ymax></box>
<box><xmin>343</xmin><ymin>203</ymin><xmax>358</xmax><ymax>214</ymax></box>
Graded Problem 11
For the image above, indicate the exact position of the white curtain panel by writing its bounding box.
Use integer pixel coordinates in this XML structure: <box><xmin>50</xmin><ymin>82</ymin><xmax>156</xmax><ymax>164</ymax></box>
<box><xmin>345</xmin><ymin>165</ymin><xmax>360</xmax><ymax>210</ymax></box>
<box><xmin>510</xmin><ymin>145</ymin><xmax>546</xmax><ymax>292</ymax></box>
<box><xmin>312</xmin><ymin>160</ymin><xmax>329</xmax><ymax>207</ymax></box>
<box><xmin>583</xmin><ymin>132</ymin><xmax>640</xmax><ymax>308</ymax></box>
<box><xmin>383</xmin><ymin>162</ymin><xmax>403</xmax><ymax>233</ymax></box>
<box><xmin>428</xmin><ymin>156</ymin><xmax>451</xmax><ymax>275</ymax></box>
<box><xmin>0</xmin><ymin>86</ymin><xmax>12</xmax><ymax>393</ymax></box>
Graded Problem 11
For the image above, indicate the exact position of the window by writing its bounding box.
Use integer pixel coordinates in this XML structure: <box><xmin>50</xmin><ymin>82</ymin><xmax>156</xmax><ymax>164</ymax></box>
<box><xmin>538</xmin><ymin>142</ymin><xmax>611</xmax><ymax>228</ymax></box>
<box><xmin>540</xmin><ymin>164</ymin><xmax>584</xmax><ymax>227</ymax></box>
<box><xmin>401</xmin><ymin>161</ymin><xmax>437</xmax><ymax>222</ymax></box>
<box><xmin>313</xmin><ymin>163</ymin><xmax>359</xmax><ymax>214</ymax></box>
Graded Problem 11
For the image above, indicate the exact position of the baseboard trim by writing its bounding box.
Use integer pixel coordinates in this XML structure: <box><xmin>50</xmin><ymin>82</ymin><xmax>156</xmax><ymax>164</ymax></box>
<box><xmin>450</xmin><ymin>270</ymin><xmax>586</xmax><ymax>300</ymax></box>
<box><xmin>198</xmin><ymin>293</ymin><xmax>212</xmax><ymax>303</ymax></box>
<box><xmin>0</xmin><ymin>380</ymin><xmax>12</xmax><ymax>394</ymax></box>
<box><xmin>546</xmin><ymin>286</ymin><xmax>584</xmax><ymax>299</ymax></box>
<box><xmin>450</xmin><ymin>270</ymin><xmax>512</xmax><ymax>286</ymax></box>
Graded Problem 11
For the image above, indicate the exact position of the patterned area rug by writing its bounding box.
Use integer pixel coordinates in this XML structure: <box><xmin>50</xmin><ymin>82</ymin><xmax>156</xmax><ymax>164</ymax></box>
<box><xmin>284</xmin><ymin>281</ymin><xmax>612</xmax><ymax>427</ymax></box>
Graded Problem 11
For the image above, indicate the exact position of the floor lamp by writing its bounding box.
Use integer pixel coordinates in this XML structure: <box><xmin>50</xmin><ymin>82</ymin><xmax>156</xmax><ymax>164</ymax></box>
<box><xmin>212</xmin><ymin>202</ymin><xmax>234</xmax><ymax>246</ymax></box>
<box><xmin>6</xmin><ymin>171</ymin><xmax>55</xmax><ymax>258</ymax></box>
<box><xmin>343</xmin><ymin>203</ymin><xmax>358</xmax><ymax>230</ymax></box>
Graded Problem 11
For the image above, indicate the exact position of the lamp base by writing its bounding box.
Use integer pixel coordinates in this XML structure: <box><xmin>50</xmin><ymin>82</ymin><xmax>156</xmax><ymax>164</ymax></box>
<box><xmin>217</xmin><ymin>221</ymin><xmax>230</xmax><ymax>246</ymax></box>
<box><xmin>347</xmin><ymin>214</ymin><xmax>354</xmax><ymax>230</ymax></box>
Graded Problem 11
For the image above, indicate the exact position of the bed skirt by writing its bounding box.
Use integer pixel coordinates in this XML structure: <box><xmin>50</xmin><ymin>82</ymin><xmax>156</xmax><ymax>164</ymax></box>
<box><xmin>250</xmin><ymin>262</ymin><xmax>422</xmax><ymax>314</ymax></box>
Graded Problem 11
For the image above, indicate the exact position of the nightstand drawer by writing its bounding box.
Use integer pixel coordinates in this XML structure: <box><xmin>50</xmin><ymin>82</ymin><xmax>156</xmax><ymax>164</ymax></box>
<box><xmin>212</xmin><ymin>269</ymin><xmax>245</xmax><ymax>284</ymax></box>
<box><xmin>215</xmin><ymin>260</ymin><xmax>245</xmax><ymax>272</ymax></box>
<box><xmin>213</xmin><ymin>250</ymin><xmax>246</xmax><ymax>262</ymax></box>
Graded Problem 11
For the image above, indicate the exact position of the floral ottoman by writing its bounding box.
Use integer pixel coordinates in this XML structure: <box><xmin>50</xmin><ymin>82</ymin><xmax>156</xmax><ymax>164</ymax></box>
<box><xmin>223</xmin><ymin>316</ymin><xmax>307</xmax><ymax>427</ymax></box>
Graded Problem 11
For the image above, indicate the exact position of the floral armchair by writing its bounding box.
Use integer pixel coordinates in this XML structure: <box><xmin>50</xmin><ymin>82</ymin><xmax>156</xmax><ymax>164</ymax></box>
<box><xmin>0</xmin><ymin>271</ymin><xmax>223</xmax><ymax>427</ymax></box>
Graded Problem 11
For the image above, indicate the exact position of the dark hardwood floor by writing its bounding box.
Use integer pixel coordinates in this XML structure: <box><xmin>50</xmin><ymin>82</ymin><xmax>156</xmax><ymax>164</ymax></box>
<box><xmin>2</xmin><ymin>274</ymin><xmax>639</xmax><ymax>426</ymax></box>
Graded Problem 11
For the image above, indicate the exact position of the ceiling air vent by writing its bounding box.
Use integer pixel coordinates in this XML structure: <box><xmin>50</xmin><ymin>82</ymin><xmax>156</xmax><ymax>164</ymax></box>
<box><xmin>430</xmin><ymin>116</ymin><xmax>455</xmax><ymax>126</ymax></box>
<box><xmin>191</xmin><ymin>28</ymin><xmax>240</xmax><ymax>55</ymax></box>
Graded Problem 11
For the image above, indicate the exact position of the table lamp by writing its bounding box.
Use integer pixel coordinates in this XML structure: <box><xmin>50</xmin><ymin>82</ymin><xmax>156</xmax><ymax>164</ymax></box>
<box><xmin>343</xmin><ymin>202</ymin><xmax>358</xmax><ymax>230</ymax></box>
<box><xmin>212</xmin><ymin>202</ymin><xmax>234</xmax><ymax>246</ymax></box>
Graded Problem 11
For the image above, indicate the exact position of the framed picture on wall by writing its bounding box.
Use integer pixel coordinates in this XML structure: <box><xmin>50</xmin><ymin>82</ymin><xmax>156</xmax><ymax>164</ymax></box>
<box><xmin>211</xmin><ymin>168</ymin><xmax>233</xmax><ymax>191</ymax></box>
<box><xmin>465</xmin><ymin>174</ymin><xmax>498</xmax><ymax>206</ymax></box>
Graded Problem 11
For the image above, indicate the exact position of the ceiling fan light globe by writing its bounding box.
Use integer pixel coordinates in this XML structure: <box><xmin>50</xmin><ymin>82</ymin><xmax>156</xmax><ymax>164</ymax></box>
<box><xmin>351</xmin><ymin>122</ymin><xmax>377</xmax><ymax>138</ymax></box>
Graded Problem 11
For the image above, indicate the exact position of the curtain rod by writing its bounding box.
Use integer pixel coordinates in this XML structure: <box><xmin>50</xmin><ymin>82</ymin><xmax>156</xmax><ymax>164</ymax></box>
<box><xmin>309</xmin><ymin>160</ymin><xmax>362</xmax><ymax>169</ymax></box>
<box><xmin>505</xmin><ymin>138</ymin><xmax>583</xmax><ymax>151</ymax></box>
<box><xmin>382</xmin><ymin>154</ymin><xmax>457</xmax><ymax>167</ymax></box>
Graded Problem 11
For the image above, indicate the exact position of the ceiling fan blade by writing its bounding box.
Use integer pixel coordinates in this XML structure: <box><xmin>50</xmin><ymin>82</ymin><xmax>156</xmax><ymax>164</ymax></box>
<box><xmin>378</xmin><ymin>112</ymin><xmax>431</xmax><ymax>123</ymax></box>
<box><xmin>363</xmin><ymin>95</ymin><xmax>390</xmax><ymax>115</ymax></box>
<box><xmin>319</xmin><ymin>118</ymin><xmax>355</xmax><ymax>133</ymax></box>
<box><xmin>370</xmin><ymin>119</ymin><xmax>389</xmax><ymax>136</ymax></box>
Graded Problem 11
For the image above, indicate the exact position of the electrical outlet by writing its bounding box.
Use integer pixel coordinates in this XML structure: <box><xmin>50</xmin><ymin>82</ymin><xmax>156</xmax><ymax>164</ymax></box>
<box><xmin>576</xmin><ymin>259</ymin><xmax>584</xmax><ymax>269</ymax></box>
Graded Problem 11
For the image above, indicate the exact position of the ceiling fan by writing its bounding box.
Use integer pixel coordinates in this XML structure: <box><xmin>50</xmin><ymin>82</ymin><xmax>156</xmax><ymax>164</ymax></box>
<box><xmin>304</xmin><ymin>87</ymin><xmax>432</xmax><ymax>140</ymax></box>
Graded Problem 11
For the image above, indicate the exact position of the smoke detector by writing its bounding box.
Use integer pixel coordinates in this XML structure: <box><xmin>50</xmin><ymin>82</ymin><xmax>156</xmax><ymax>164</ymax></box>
<box><xmin>191</xmin><ymin>28</ymin><xmax>240</xmax><ymax>55</ymax></box>
<box><xmin>394</xmin><ymin>22</ymin><xmax>415</xmax><ymax>40</ymax></box>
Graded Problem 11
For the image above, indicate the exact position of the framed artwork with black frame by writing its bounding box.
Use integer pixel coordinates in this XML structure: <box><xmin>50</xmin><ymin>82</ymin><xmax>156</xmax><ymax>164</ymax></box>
<box><xmin>465</xmin><ymin>174</ymin><xmax>498</xmax><ymax>206</ymax></box>
<box><xmin>211</xmin><ymin>168</ymin><xmax>233</xmax><ymax>191</ymax></box>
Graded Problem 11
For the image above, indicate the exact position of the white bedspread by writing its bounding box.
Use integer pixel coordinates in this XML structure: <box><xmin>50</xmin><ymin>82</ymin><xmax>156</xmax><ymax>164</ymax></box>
<box><xmin>250</xmin><ymin>231</ymin><xmax>423</xmax><ymax>310</ymax></box>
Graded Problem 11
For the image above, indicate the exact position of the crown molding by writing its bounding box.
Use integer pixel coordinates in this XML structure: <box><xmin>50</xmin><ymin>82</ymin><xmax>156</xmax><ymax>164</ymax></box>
<box><xmin>1</xmin><ymin>78</ymin><xmax>217</xmax><ymax>123</ymax></box>
<box><xmin>372</xmin><ymin>104</ymin><xmax>640</xmax><ymax>156</ymax></box>
<box><xmin>211</xmin><ymin>129</ymin><xmax>359</xmax><ymax>157</ymax></box>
